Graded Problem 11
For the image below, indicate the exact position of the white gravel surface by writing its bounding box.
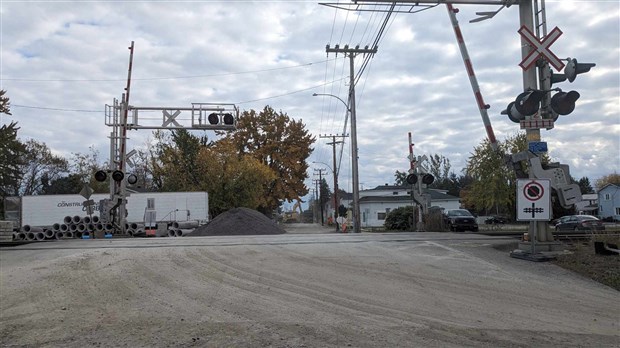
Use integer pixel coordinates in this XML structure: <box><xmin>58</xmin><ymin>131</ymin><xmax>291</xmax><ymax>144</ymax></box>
<box><xmin>1</xmin><ymin>226</ymin><xmax>618</xmax><ymax>347</ymax></box>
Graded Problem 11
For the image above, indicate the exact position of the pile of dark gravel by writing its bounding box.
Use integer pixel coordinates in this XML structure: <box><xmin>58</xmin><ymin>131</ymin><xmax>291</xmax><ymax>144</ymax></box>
<box><xmin>189</xmin><ymin>207</ymin><xmax>286</xmax><ymax>236</ymax></box>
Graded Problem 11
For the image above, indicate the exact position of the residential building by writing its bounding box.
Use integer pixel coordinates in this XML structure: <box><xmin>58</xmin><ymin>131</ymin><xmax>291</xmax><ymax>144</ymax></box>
<box><xmin>575</xmin><ymin>193</ymin><xmax>598</xmax><ymax>216</ymax></box>
<box><xmin>358</xmin><ymin>184</ymin><xmax>460</xmax><ymax>228</ymax></box>
<box><xmin>598</xmin><ymin>183</ymin><xmax>620</xmax><ymax>221</ymax></box>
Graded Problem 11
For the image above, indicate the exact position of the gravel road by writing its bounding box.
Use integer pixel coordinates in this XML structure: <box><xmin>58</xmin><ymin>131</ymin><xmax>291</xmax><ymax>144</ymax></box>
<box><xmin>1</xmin><ymin>227</ymin><xmax>618</xmax><ymax>347</ymax></box>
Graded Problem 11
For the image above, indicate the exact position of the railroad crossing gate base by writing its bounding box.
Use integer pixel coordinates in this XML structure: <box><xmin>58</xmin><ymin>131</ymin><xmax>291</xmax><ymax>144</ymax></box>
<box><xmin>517</xmin><ymin>241</ymin><xmax>565</xmax><ymax>252</ymax></box>
<box><xmin>510</xmin><ymin>249</ymin><xmax>556</xmax><ymax>262</ymax></box>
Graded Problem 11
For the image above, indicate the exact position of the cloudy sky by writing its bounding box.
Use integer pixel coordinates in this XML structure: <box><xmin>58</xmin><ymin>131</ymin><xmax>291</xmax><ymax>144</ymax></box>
<box><xmin>2</xmin><ymin>0</ymin><xmax>618</xmax><ymax>202</ymax></box>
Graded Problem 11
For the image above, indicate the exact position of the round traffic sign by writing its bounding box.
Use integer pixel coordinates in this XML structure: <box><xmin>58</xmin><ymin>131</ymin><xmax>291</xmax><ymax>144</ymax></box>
<box><xmin>523</xmin><ymin>181</ymin><xmax>544</xmax><ymax>201</ymax></box>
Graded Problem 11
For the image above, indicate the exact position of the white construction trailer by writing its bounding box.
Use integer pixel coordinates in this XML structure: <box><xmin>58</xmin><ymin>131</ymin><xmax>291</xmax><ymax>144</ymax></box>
<box><xmin>5</xmin><ymin>191</ymin><xmax>209</xmax><ymax>228</ymax></box>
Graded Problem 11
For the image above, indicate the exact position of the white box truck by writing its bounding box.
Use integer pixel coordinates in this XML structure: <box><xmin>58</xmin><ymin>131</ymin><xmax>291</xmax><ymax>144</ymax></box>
<box><xmin>5</xmin><ymin>191</ymin><xmax>209</xmax><ymax>228</ymax></box>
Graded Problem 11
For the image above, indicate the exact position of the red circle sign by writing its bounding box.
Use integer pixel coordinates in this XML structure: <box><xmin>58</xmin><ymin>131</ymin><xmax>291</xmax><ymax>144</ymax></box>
<box><xmin>523</xmin><ymin>181</ymin><xmax>544</xmax><ymax>201</ymax></box>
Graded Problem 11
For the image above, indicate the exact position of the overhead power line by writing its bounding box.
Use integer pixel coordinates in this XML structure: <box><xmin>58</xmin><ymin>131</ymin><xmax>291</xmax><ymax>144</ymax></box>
<box><xmin>2</xmin><ymin>58</ymin><xmax>335</xmax><ymax>82</ymax></box>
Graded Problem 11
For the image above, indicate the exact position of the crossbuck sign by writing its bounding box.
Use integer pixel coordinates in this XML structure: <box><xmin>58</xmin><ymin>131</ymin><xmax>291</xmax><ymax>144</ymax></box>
<box><xmin>518</xmin><ymin>25</ymin><xmax>565</xmax><ymax>71</ymax></box>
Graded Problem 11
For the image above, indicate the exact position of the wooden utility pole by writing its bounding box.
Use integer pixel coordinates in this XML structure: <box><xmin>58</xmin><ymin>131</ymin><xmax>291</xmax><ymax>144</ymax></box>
<box><xmin>326</xmin><ymin>44</ymin><xmax>377</xmax><ymax>233</ymax></box>
<box><xmin>319</xmin><ymin>134</ymin><xmax>348</xmax><ymax>231</ymax></box>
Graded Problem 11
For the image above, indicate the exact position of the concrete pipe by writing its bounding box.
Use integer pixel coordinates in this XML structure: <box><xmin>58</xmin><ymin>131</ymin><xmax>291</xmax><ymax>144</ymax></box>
<box><xmin>26</xmin><ymin>232</ymin><xmax>36</xmax><ymax>241</ymax></box>
<box><xmin>172</xmin><ymin>221</ymin><xmax>199</xmax><ymax>229</ymax></box>
<box><xmin>12</xmin><ymin>232</ymin><xmax>22</xmax><ymax>241</ymax></box>
<box><xmin>77</xmin><ymin>224</ymin><xmax>86</xmax><ymax>232</ymax></box>
<box><xmin>83</xmin><ymin>216</ymin><xmax>91</xmax><ymax>224</ymax></box>
<box><xmin>54</xmin><ymin>231</ymin><xmax>63</xmax><ymax>239</ymax></box>
<box><xmin>175</xmin><ymin>229</ymin><xmax>193</xmax><ymax>237</ymax></box>
<box><xmin>52</xmin><ymin>223</ymin><xmax>61</xmax><ymax>232</ymax></box>
<box><xmin>88</xmin><ymin>223</ymin><xmax>95</xmax><ymax>232</ymax></box>
<box><xmin>60</xmin><ymin>224</ymin><xmax>69</xmax><ymax>232</ymax></box>
<box><xmin>130</xmin><ymin>222</ymin><xmax>139</xmax><ymax>230</ymax></box>
<box><xmin>64</xmin><ymin>216</ymin><xmax>73</xmax><ymax>224</ymax></box>
<box><xmin>105</xmin><ymin>223</ymin><xmax>114</xmax><ymax>231</ymax></box>
<box><xmin>35</xmin><ymin>232</ymin><xmax>46</xmax><ymax>241</ymax></box>
<box><xmin>64</xmin><ymin>231</ymin><xmax>74</xmax><ymax>239</ymax></box>
<box><xmin>92</xmin><ymin>215</ymin><xmax>100</xmax><ymax>224</ymax></box>
<box><xmin>95</xmin><ymin>223</ymin><xmax>104</xmax><ymax>231</ymax></box>
<box><xmin>168</xmin><ymin>229</ymin><xmax>176</xmax><ymax>237</ymax></box>
<box><xmin>72</xmin><ymin>215</ymin><xmax>81</xmax><ymax>224</ymax></box>
<box><xmin>44</xmin><ymin>229</ymin><xmax>55</xmax><ymax>238</ymax></box>
<box><xmin>17</xmin><ymin>232</ymin><xmax>26</xmax><ymax>240</ymax></box>
<box><xmin>75</xmin><ymin>231</ymin><xmax>83</xmax><ymax>239</ymax></box>
<box><xmin>69</xmin><ymin>224</ymin><xmax>78</xmax><ymax>232</ymax></box>
<box><xmin>23</xmin><ymin>225</ymin><xmax>43</xmax><ymax>233</ymax></box>
<box><xmin>127</xmin><ymin>229</ymin><xmax>135</xmax><ymax>237</ymax></box>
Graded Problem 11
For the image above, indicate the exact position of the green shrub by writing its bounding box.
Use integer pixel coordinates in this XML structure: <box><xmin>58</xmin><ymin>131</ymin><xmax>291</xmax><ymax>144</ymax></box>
<box><xmin>384</xmin><ymin>206</ymin><xmax>416</xmax><ymax>231</ymax></box>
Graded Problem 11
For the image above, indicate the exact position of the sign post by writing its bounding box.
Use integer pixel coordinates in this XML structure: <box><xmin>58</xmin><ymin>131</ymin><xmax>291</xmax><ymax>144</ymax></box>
<box><xmin>517</xmin><ymin>179</ymin><xmax>551</xmax><ymax>255</ymax></box>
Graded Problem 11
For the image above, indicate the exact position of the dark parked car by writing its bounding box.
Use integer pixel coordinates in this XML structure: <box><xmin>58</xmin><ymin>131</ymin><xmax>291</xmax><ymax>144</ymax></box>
<box><xmin>485</xmin><ymin>216</ymin><xmax>507</xmax><ymax>224</ymax></box>
<box><xmin>443</xmin><ymin>209</ymin><xmax>478</xmax><ymax>232</ymax></box>
<box><xmin>554</xmin><ymin>215</ymin><xmax>606</xmax><ymax>232</ymax></box>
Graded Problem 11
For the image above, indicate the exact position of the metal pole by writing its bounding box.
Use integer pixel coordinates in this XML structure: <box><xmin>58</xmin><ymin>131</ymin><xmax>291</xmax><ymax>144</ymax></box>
<box><xmin>519</xmin><ymin>0</ymin><xmax>543</xmax><ymax>253</ymax></box>
<box><xmin>118</xmin><ymin>41</ymin><xmax>134</xmax><ymax>235</ymax></box>
<box><xmin>349</xmin><ymin>54</ymin><xmax>361</xmax><ymax>233</ymax></box>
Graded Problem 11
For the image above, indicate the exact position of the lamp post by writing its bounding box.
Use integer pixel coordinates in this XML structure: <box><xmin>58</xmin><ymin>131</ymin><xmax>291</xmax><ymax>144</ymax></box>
<box><xmin>312</xmin><ymin>92</ymin><xmax>361</xmax><ymax>233</ymax></box>
<box><xmin>313</xmin><ymin>161</ymin><xmax>339</xmax><ymax>232</ymax></box>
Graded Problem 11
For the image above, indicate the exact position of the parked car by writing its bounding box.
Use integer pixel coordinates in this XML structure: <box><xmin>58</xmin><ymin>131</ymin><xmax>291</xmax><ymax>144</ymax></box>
<box><xmin>554</xmin><ymin>215</ymin><xmax>606</xmax><ymax>232</ymax></box>
<box><xmin>485</xmin><ymin>216</ymin><xmax>507</xmax><ymax>224</ymax></box>
<box><xmin>443</xmin><ymin>209</ymin><xmax>479</xmax><ymax>232</ymax></box>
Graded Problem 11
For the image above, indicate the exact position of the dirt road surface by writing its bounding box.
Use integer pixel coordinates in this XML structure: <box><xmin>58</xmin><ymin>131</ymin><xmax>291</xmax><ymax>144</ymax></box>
<box><xmin>1</xmin><ymin>226</ymin><xmax>618</xmax><ymax>347</ymax></box>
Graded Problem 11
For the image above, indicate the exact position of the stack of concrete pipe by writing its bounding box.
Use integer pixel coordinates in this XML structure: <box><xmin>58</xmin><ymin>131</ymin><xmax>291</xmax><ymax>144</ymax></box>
<box><xmin>167</xmin><ymin>220</ymin><xmax>198</xmax><ymax>237</ymax></box>
<box><xmin>12</xmin><ymin>216</ymin><xmax>201</xmax><ymax>241</ymax></box>
<box><xmin>126</xmin><ymin>222</ymin><xmax>145</xmax><ymax>237</ymax></box>
<box><xmin>12</xmin><ymin>215</ymin><xmax>116</xmax><ymax>242</ymax></box>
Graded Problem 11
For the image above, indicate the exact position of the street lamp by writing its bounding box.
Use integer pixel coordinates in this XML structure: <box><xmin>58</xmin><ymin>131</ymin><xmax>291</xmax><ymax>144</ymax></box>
<box><xmin>313</xmin><ymin>160</ymin><xmax>339</xmax><ymax>232</ymax></box>
<box><xmin>312</xmin><ymin>92</ymin><xmax>361</xmax><ymax>233</ymax></box>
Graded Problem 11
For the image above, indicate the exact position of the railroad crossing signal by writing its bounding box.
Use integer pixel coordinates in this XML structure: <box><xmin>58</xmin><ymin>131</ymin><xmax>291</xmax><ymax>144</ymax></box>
<box><xmin>517</xmin><ymin>179</ymin><xmax>551</xmax><ymax>221</ymax></box>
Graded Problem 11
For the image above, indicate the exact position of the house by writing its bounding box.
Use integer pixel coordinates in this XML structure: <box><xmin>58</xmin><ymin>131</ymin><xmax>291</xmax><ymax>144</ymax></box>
<box><xmin>575</xmin><ymin>193</ymin><xmax>598</xmax><ymax>216</ymax></box>
<box><xmin>598</xmin><ymin>183</ymin><xmax>619</xmax><ymax>221</ymax></box>
<box><xmin>358</xmin><ymin>184</ymin><xmax>460</xmax><ymax>228</ymax></box>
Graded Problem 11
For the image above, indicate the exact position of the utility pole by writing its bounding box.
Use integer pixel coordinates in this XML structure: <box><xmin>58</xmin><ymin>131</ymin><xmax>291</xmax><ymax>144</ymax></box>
<box><xmin>320</xmin><ymin>134</ymin><xmax>348</xmax><ymax>231</ymax></box>
<box><xmin>314</xmin><ymin>169</ymin><xmax>326</xmax><ymax>225</ymax></box>
<box><xmin>326</xmin><ymin>44</ymin><xmax>377</xmax><ymax>233</ymax></box>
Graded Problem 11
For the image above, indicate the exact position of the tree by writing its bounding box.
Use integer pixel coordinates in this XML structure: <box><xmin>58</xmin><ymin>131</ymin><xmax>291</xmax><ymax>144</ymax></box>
<box><xmin>194</xmin><ymin>138</ymin><xmax>276</xmax><ymax>217</ymax></box>
<box><xmin>149</xmin><ymin>130</ymin><xmax>276</xmax><ymax>217</ymax></box>
<box><xmin>70</xmin><ymin>146</ymin><xmax>108</xmax><ymax>193</ymax></box>
<box><xmin>19</xmin><ymin>140</ymin><xmax>69</xmax><ymax>195</ymax></box>
<box><xmin>394</xmin><ymin>170</ymin><xmax>408</xmax><ymax>186</ymax></box>
<box><xmin>463</xmin><ymin>134</ymin><xmax>528</xmax><ymax>216</ymax></box>
<box><xmin>0</xmin><ymin>90</ymin><xmax>11</xmax><ymax>115</ymax></box>
<box><xmin>577</xmin><ymin>176</ymin><xmax>594</xmax><ymax>194</ymax></box>
<box><xmin>41</xmin><ymin>173</ymin><xmax>84</xmax><ymax>195</ymax></box>
<box><xmin>595</xmin><ymin>172</ymin><xmax>620</xmax><ymax>190</ymax></box>
<box><xmin>427</xmin><ymin>154</ymin><xmax>452</xmax><ymax>189</ymax></box>
<box><xmin>229</xmin><ymin>106</ymin><xmax>315</xmax><ymax>214</ymax></box>
<box><xmin>0</xmin><ymin>122</ymin><xmax>26</xmax><ymax>198</ymax></box>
